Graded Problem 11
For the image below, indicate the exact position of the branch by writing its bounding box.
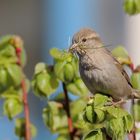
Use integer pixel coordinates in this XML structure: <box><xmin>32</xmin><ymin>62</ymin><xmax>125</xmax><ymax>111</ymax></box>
<box><xmin>62</xmin><ymin>82</ymin><xmax>74</xmax><ymax>140</ymax></box>
<box><xmin>16</xmin><ymin>46</ymin><xmax>31</xmax><ymax>140</ymax></box>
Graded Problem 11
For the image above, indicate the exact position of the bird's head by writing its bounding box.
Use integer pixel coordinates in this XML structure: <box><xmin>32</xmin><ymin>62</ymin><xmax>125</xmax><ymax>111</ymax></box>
<box><xmin>69</xmin><ymin>28</ymin><xmax>103</xmax><ymax>56</ymax></box>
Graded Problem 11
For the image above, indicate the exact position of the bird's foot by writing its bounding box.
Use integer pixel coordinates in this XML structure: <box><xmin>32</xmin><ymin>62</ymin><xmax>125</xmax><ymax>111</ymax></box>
<box><xmin>111</xmin><ymin>99</ymin><xmax>126</xmax><ymax>106</ymax></box>
<box><xmin>105</xmin><ymin>98</ymin><xmax>126</xmax><ymax>106</ymax></box>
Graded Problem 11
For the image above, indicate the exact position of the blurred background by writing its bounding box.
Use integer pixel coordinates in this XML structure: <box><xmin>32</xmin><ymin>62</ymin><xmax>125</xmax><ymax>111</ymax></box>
<box><xmin>0</xmin><ymin>0</ymin><xmax>140</xmax><ymax>139</ymax></box>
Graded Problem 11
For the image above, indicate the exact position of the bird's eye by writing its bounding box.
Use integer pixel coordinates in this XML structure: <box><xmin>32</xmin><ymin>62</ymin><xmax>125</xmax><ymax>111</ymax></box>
<box><xmin>82</xmin><ymin>38</ymin><xmax>87</xmax><ymax>42</ymax></box>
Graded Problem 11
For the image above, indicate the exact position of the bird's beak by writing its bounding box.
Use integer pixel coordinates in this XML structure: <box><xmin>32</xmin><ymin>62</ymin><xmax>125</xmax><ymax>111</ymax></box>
<box><xmin>68</xmin><ymin>43</ymin><xmax>78</xmax><ymax>53</ymax></box>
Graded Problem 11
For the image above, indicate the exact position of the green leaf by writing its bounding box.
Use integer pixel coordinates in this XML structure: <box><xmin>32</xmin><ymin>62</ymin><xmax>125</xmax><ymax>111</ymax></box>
<box><xmin>130</xmin><ymin>73</ymin><xmax>140</xmax><ymax>90</ymax></box>
<box><xmin>30</xmin><ymin>123</ymin><xmax>37</xmax><ymax>137</ymax></box>
<box><xmin>71</xmin><ymin>98</ymin><xmax>87</xmax><ymax>121</ymax></box>
<box><xmin>123</xmin><ymin>0</ymin><xmax>137</xmax><ymax>15</ymax></box>
<box><xmin>94</xmin><ymin>109</ymin><xmax>105</xmax><ymax>123</ymax></box>
<box><xmin>133</xmin><ymin>101</ymin><xmax>140</xmax><ymax>121</ymax></box>
<box><xmin>15</xmin><ymin>118</ymin><xmax>37</xmax><ymax>138</ymax></box>
<box><xmin>54</xmin><ymin>61</ymin><xmax>66</xmax><ymax>82</ymax></box>
<box><xmin>106</xmin><ymin>118</ymin><xmax>125</xmax><ymax>140</ymax></box>
<box><xmin>74</xmin><ymin>78</ymin><xmax>89</xmax><ymax>95</ymax></box>
<box><xmin>36</xmin><ymin>73</ymin><xmax>50</xmax><ymax>96</ymax></box>
<box><xmin>66</xmin><ymin>78</ymin><xmax>89</xmax><ymax>96</ymax></box>
<box><xmin>94</xmin><ymin>94</ymin><xmax>108</xmax><ymax>107</ymax></box>
<box><xmin>3</xmin><ymin>98</ymin><xmax>23</xmax><ymax>120</ymax></box>
<box><xmin>135</xmin><ymin>0</ymin><xmax>140</xmax><ymax>12</ymax></box>
<box><xmin>71</xmin><ymin>56</ymin><xmax>79</xmax><ymax>77</ymax></box>
<box><xmin>0</xmin><ymin>56</ymin><xmax>17</xmax><ymax>65</ymax></box>
<box><xmin>0</xmin><ymin>87</ymin><xmax>22</xmax><ymax>100</ymax></box>
<box><xmin>32</xmin><ymin>79</ymin><xmax>43</xmax><ymax>97</ymax></box>
<box><xmin>123</xmin><ymin>114</ymin><xmax>134</xmax><ymax>132</ymax></box>
<box><xmin>0</xmin><ymin>44</ymin><xmax>16</xmax><ymax>57</ymax></box>
<box><xmin>66</xmin><ymin>83</ymin><xmax>81</xmax><ymax>96</ymax></box>
<box><xmin>64</xmin><ymin>63</ymin><xmax>75</xmax><ymax>82</ymax></box>
<box><xmin>111</xmin><ymin>46</ymin><xmax>131</xmax><ymax>65</ymax></box>
<box><xmin>34</xmin><ymin>62</ymin><xmax>46</xmax><ymax>75</ymax></box>
<box><xmin>106</xmin><ymin>106</ymin><xmax>128</xmax><ymax>118</ymax></box>
<box><xmin>0</xmin><ymin>66</ymin><xmax>8</xmax><ymax>92</ymax></box>
<box><xmin>83</xmin><ymin>129</ymin><xmax>106</xmax><ymax>140</ymax></box>
<box><xmin>24</xmin><ymin>78</ymin><xmax>30</xmax><ymax>93</ymax></box>
<box><xmin>57</xmin><ymin>135</ymin><xmax>70</xmax><ymax>140</ymax></box>
<box><xmin>42</xmin><ymin>106</ymin><xmax>53</xmax><ymax>130</ymax></box>
<box><xmin>85</xmin><ymin>105</ymin><xmax>96</xmax><ymax>123</ymax></box>
<box><xmin>6</xmin><ymin>64</ymin><xmax>22</xmax><ymax>86</ymax></box>
<box><xmin>0</xmin><ymin>35</ymin><xmax>12</xmax><ymax>48</ymax></box>
<box><xmin>42</xmin><ymin>101</ymin><xmax>68</xmax><ymax>133</ymax></box>
<box><xmin>50</xmin><ymin>48</ymin><xmax>72</xmax><ymax>61</ymax></box>
<box><xmin>33</xmin><ymin>65</ymin><xmax>59</xmax><ymax>97</ymax></box>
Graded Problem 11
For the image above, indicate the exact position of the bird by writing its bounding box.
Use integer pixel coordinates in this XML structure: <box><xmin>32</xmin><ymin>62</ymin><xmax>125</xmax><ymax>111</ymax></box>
<box><xmin>69</xmin><ymin>28</ymin><xmax>140</xmax><ymax>102</ymax></box>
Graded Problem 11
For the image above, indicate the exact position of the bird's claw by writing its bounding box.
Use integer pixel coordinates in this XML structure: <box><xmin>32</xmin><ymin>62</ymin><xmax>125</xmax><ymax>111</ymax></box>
<box><xmin>112</xmin><ymin>99</ymin><xmax>126</xmax><ymax>106</ymax></box>
<box><xmin>105</xmin><ymin>98</ymin><xmax>126</xmax><ymax>107</ymax></box>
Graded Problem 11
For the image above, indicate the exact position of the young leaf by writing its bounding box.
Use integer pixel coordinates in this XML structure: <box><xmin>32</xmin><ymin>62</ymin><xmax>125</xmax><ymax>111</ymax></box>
<box><xmin>135</xmin><ymin>0</ymin><xmax>140</xmax><ymax>12</ymax></box>
<box><xmin>34</xmin><ymin>62</ymin><xmax>46</xmax><ymax>75</ymax></box>
<box><xmin>54</xmin><ymin>61</ymin><xmax>66</xmax><ymax>82</ymax></box>
<box><xmin>106</xmin><ymin>106</ymin><xmax>128</xmax><ymax>118</ymax></box>
<box><xmin>70</xmin><ymin>98</ymin><xmax>87</xmax><ymax>121</ymax></box>
<box><xmin>123</xmin><ymin>114</ymin><xmax>134</xmax><ymax>132</ymax></box>
<box><xmin>85</xmin><ymin>105</ymin><xmax>96</xmax><ymax>123</ymax></box>
<box><xmin>6</xmin><ymin>64</ymin><xmax>22</xmax><ymax>86</ymax></box>
<box><xmin>74</xmin><ymin>78</ymin><xmax>89</xmax><ymax>95</ymax></box>
<box><xmin>0</xmin><ymin>44</ymin><xmax>16</xmax><ymax>57</ymax></box>
<box><xmin>64</xmin><ymin>63</ymin><xmax>75</xmax><ymax>82</ymax></box>
<box><xmin>15</xmin><ymin>118</ymin><xmax>37</xmax><ymax>138</ymax></box>
<box><xmin>123</xmin><ymin>0</ymin><xmax>140</xmax><ymax>15</ymax></box>
<box><xmin>93</xmin><ymin>94</ymin><xmax>108</xmax><ymax>107</ymax></box>
<box><xmin>66</xmin><ymin>78</ymin><xmax>89</xmax><ymax>96</ymax></box>
<box><xmin>0</xmin><ymin>66</ymin><xmax>8</xmax><ymax>92</ymax></box>
<box><xmin>50</xmin><ymin>48</ymin><xmax>72</xmax><ymax>61</ymax></box>
<box><xmin>106</xmin><ymin>118</ymin><xmax>125</xmax><ymax>140</ymax></box>
<box><xmin>111</xmin><ymin>46</ymin><xmax>131</xmax><ymax>65</ymax></box>
<box><xmin>42</xmin><ymin>101</ymin><xmax>68</xmax><ymax>133</ymax></box>
<box><xmin>83</xmin><ymin>129</ymin><xmax>106</xmax><ymax>140</ymax></box>
<box><xmin>0</xmin><ymin>35</ymin><xmax>12</xmax><ymax>48</ymax></box>
<box><xmin>94</xmin><ymin>109</ymin><xmax>105</xmax><ymax>123</ymax></box>
<box><xmin>32</xmin><ymin>65</ymin><xmax>59</xmax><ymax>97</ymax></box>
<box><xmin>66</xmin><ymin>83</ymin><xmax>81</xmax><ymax>96</ymax></box>
<box><xmin>0</xmin><ymin>87</ymin><xmax>22</xmax><ymax>100</ymax></box>
<box><xmin>3</xmin><ymin>98</ymin><xmax>23</xmax><ymax>120</ymax></box>
<box><xmin>57</xmin><ymin>135</ymin><xmax>70</xmax><ymax>140</ymax></box>
<box><xmin>130</xmin><ymin>73</ymin><xmax>140</xmax><ymax>90</ymax></box>
<box><xmin>133</xmin><ymin>101</ymin><xmax>140</xmax><ymax>121</ymax></box>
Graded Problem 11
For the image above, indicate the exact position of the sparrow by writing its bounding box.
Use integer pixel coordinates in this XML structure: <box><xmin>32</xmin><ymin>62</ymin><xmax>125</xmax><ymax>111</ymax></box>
<box><xmin>69</xmin><ymin>28</ymin><xmax>139</xmax><ymax>101</ymax></box>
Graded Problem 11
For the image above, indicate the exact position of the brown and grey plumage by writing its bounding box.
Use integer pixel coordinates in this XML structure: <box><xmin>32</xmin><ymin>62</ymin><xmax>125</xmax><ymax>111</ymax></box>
<box><xmin>69</xmin><ymin>28</ymin><xmax>139</xmax><ymax>101</ymax></box>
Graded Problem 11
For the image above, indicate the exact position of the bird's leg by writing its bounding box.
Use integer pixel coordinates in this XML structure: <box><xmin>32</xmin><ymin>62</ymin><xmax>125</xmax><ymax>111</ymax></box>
<box><xmin>105</xmin><ymin>98</ymin><xmax>126</xmax><ymax>106</ymax></box>
<box><xmin>111</xmin><ymin>98</ymin><xmax>126</xmax><ymax>106</ymax></box>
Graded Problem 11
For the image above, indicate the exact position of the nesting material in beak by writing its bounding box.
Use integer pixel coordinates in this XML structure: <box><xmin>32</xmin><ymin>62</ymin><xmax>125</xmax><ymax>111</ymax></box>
<box><xmin>68</xmin><ymin>43</ymin><xmax>78</xmax><ymax>53</ymax></box>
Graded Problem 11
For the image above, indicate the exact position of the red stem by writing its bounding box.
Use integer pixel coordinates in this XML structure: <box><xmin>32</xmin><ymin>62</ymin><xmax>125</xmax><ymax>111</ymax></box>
<box><xmin>22</xmin><ymin>80</ymin><xmax>31</xmax><ymax>140</ymax></box>
<box><xmin>16</xmin><ymin>47</ymin><xmax>31</xmax><ymax>140</ymax></box>
<box><xmin>62</xmin><ymin>82</ymin><xmax>74</xmax><ymax>140</ymax></box>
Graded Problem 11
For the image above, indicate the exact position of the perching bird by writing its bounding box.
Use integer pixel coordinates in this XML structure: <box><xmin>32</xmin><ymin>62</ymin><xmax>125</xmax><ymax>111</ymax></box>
<box><xmin>69</xmin><ymin>28</ymin><xmax>139</xmax><ymax>102</ymax></box>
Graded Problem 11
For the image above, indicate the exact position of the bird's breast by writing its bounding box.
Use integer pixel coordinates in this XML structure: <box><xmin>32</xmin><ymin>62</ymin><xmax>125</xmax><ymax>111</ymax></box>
<box><xmin>79</xmin><ymin>52</ymin><xmax>132</xmax><ymax>100</ymax></box>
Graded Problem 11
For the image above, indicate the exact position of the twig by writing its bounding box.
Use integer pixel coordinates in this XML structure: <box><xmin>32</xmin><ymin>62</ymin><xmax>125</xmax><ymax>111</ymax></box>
<box><xmin>16</xmin><ymin>46</ymin><xmax>31</xmax><ymax>140</ymax></box>
<box><xmin>22</xmin><ymin>80</ymin><xmax>31</xmax><ymax>140</ymax></box>
<box><xmin>62</xmin><ymin>82</ymin><xmax>74</xmax><ymax>140</ymax></box>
